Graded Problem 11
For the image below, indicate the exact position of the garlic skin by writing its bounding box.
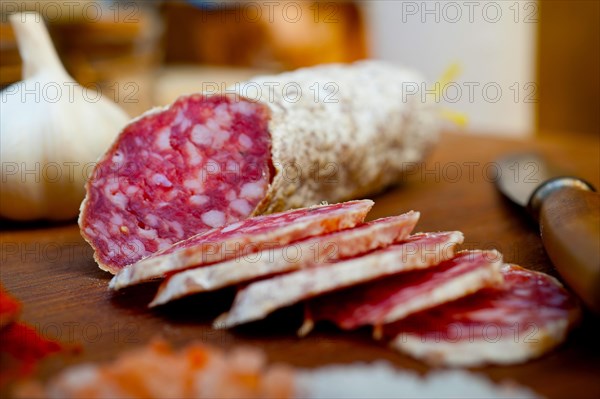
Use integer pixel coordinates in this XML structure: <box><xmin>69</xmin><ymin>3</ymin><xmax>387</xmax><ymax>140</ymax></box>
<box><xmin>0</xmin><ymin>13</ymin><xmax>130</xmax><ymax>221</ymax></box>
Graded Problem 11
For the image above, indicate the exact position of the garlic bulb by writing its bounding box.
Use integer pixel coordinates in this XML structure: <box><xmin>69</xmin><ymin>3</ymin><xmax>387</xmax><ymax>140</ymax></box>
<box><xmin>0</xmin><ymin>12</ymin><xmax>130</xmax><ymax>221</ymax></box>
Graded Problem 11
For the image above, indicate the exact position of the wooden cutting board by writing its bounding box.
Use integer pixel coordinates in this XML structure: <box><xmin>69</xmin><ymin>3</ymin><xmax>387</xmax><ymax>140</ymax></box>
<box><xmin>2</xmin><ymin>132</ymin><xmax>599</xmax><ymax>398</ymax></box>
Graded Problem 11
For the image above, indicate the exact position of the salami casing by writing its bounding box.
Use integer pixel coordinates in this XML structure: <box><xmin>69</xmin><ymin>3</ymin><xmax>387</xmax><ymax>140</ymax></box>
<box><xmin>150</xmin><ymin>212</ymin><xmax>420</xmax><ymax>307</ymax></box>
<box><xmin>387</xmin><ymin>265</ymin><xmax>581</xmax><ymax>366</ymax></box>
<box><xmin>304</xmin><ymin>251</ymin><xmax>503</xmax><ymax>336</ymax></box>
<box><xmin>110</xmin><ymin>200</ymin><xmax>373</xmax><ymax>290</ymax></box>
<box><xmin>214</xmin><ymin>231</ymin><xmax>464</xmax><ymax>329</ymax></box>
<box><xmin>80</xmin><ymin>61</ymin><xmax>438</xmax><ymax>273</ymax></box>
<box><xmin>240</xmin><ymin>61</ymin><xmax>437</xmax><ymax>215</ymax></box>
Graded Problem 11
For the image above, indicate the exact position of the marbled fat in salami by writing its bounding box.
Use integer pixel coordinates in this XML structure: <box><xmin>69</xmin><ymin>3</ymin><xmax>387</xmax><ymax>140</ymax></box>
<box><xmin>387</xmin><ymin>265</ymin><xmax>581</xmax><ymax>366</ymax></box>
<box><xmin>80</xmin><ymin>95</ymin><xmax>272</xmax><ymax>273</ymax></box>
<box><xmin>214</xmin><ymin>231</ymin><xmax>464</xmax><ymax>329</ymax></box>
<box><xmin>305</xmin><ymin>251</ymin><xmax>503</xmax><ymax>335</ymax></box>
<box><xmin>110</xmin><ymin>200</ymin><xmax>373</xmax><ymax>290</ymax></box>
<box><xmin>149</xmin><ymin>212</ymin><xmax>420</xmax><ymax>307</ymax></box>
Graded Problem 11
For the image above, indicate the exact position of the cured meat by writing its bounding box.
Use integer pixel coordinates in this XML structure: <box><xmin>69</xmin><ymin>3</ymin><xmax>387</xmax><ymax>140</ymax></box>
<box><xmin>80</xmin><ymin>95</ymin><xmax>272</xmax><ymax>273</ymax></box>
<box><xmin>387</xmin><ymin>265</ymin><xmax>581</xmax><ymax>367</ymax></box>
<box><xmin>303</xmin><ymin>251</ymin><xmax>503</xmax><ymax>337</ymax></box>
<box><xmin>238</xmin><ymin>61</ymin><xmax>437</xmax><ymax>216</ymax></box>
<box><xmin>110</xmin><ymin>200</ymin><xmax>373</xmax><ymax>290</ymax></box>
<box><xmin>80</xmin><ymin>61</ymin><xmax>438</xmax><ymax>273</ymax></box>
<box><xmin>214</xmin><ymin>231</ymin><xmax>464</xmax><ymax>329</ymax></box>
<box><xmin>150</xmin><ymin>212</ymin><xmax>420</xmax><ymax>307</ymax></box>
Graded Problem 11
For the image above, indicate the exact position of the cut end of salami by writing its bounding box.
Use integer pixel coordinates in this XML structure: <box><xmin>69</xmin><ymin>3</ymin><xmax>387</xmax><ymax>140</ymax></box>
<box><xmin>387</xmin><ymin>264</ymin><xmax>581</xmax><ymax>367</ymax></box>
<box><xmin>149</xmin><ymin>211</ymin><xmax>420</xmax><ymax>307</ymax></box>
<box><xmin>214</xmin><ymin>231</ymin><xmax>464</xmax><ymax>329</ymax></box>
<box><xmin>79</xmin><ymin>94</ymin><xmax>272</xmax><ymax>274</ymax></box>
<box><xmin>306</xmin><ymin>250</ymin><xmax>504</xmax><ymax>334</ymax></box>
<box><xmin>110</xmin><ymin>200</ymin><xmax>374</xmax><ymax>291</ymax></box>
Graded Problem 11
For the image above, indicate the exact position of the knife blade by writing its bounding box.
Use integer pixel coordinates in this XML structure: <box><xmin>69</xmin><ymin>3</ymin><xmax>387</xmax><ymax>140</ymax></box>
<box><xmin>496</xmin><ymin>153</ymin><xmax>600</xmax><ymax>313</ymax></box>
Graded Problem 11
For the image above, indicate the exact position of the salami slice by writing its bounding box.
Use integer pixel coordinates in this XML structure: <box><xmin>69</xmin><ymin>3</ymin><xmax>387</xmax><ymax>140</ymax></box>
<box><xmin>303</xmin><ymin>251</ymin><xmax>503</xmax><ymax>337</ymax></box>
<box><xmin>110</xmin><ymin>200</ymin><xmax>373</xmax><ymax>290</ymax></box>
<box><xmin>80</xmin><ymin>61</ymin><xmax>438</xmax><ymax>273</ymax></box>
<box><xmin>214</xmin><ymin>231</ymin><xmax>464</xmax><ymax>329</ymax></box>
<box><xmin>150</xmin><ymin>212</ymin><xmax>420</xmax><ymax>307</ymax></box>
<box><xmin>387</xmin><ymin>265</ymin><xmax>581</xmax><ymax>367</ymax></box>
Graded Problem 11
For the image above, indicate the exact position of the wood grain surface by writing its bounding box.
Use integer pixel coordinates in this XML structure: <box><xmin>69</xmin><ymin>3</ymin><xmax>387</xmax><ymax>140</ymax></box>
<box><xmin>2</xmin><ymin>132</ymin><xmax>599</xmax><ymax>398</ymax></box>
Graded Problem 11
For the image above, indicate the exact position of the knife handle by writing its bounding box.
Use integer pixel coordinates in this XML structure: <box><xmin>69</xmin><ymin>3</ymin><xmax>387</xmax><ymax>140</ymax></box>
<box><xmin>539</xmin><ymin>186</ymin><xmax>600</xmax><ymax>313</ymax></box>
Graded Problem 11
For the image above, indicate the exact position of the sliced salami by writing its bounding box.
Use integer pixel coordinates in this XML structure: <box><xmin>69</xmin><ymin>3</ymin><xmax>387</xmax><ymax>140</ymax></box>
<box><xmin>387</xmin><ymin>265</ymin><xmax>581</xmax><ymax>367</ymax></box>
<box><xmin>303</xmin><ymin>251</ymin><xmax>503</xmax><ymax>337</ymax></box>
<box><xmin>150</xmin><ymin>212</ymin><xmax>420</xmax><ymax>307</ymax></box>
<box><xmin>214</xmin><ymin>231</ymin><xmax>464</xmax><ymax>329</ymax></box>
<box><xmin>80</xmin><ymin>61</ymin><xmax>438</xmax><ymax>273</ymax></box>
<box><xmin>110</xmin><ymin>200</ymin><xmax>373</xmax><ymax>290</ymax></box>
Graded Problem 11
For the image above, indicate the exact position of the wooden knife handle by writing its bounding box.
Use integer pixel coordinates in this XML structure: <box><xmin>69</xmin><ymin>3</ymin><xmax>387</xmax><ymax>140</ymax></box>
<box><xmin>540</xmin><ymin>187</ymin><xmax>600</xmax><ymax>313</ymax></box>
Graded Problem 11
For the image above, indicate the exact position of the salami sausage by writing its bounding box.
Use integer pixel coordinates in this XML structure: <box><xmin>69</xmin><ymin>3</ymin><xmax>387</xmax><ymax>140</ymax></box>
<box><xmin>303</xmin><ymin>251</ymin><xmax>503</xmax><ymax>337</ymax></box>
<box><xmin>110</xmin><ymin>200</ymin><xmax>373</xmax><ymax>290</ymax></box>
<box><xmin>80</xmin><ymin>61</ymin><xmax>438</xmax><ymax>273</ymax></box>
<box><xmin>150</xmin><ymin>212</ymin><xmax>420</xmax><ymax>307</ymax></box>
<box><xmin>387</xmin><ymin>265</ymin><xmax>581</xmax><ymax>366</ymax></box>
<box><xmin>214</xmin><ymin>231</ymin><xmax>464</xmax><ymax>329</ymax></box>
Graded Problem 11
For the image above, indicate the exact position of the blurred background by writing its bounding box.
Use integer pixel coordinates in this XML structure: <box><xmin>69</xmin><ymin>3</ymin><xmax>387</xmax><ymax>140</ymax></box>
<box><xmin>1</xmin><ymin>0</ymin><xmax>598</xmax><ymax>137</ymax></box>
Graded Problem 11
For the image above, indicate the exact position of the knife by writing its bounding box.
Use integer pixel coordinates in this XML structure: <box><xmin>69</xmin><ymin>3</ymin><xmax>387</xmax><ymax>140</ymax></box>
<box><xmin>496</xmin><ymin>153</ymin><xmax>600</xmax><ymax>313</ymax></box>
